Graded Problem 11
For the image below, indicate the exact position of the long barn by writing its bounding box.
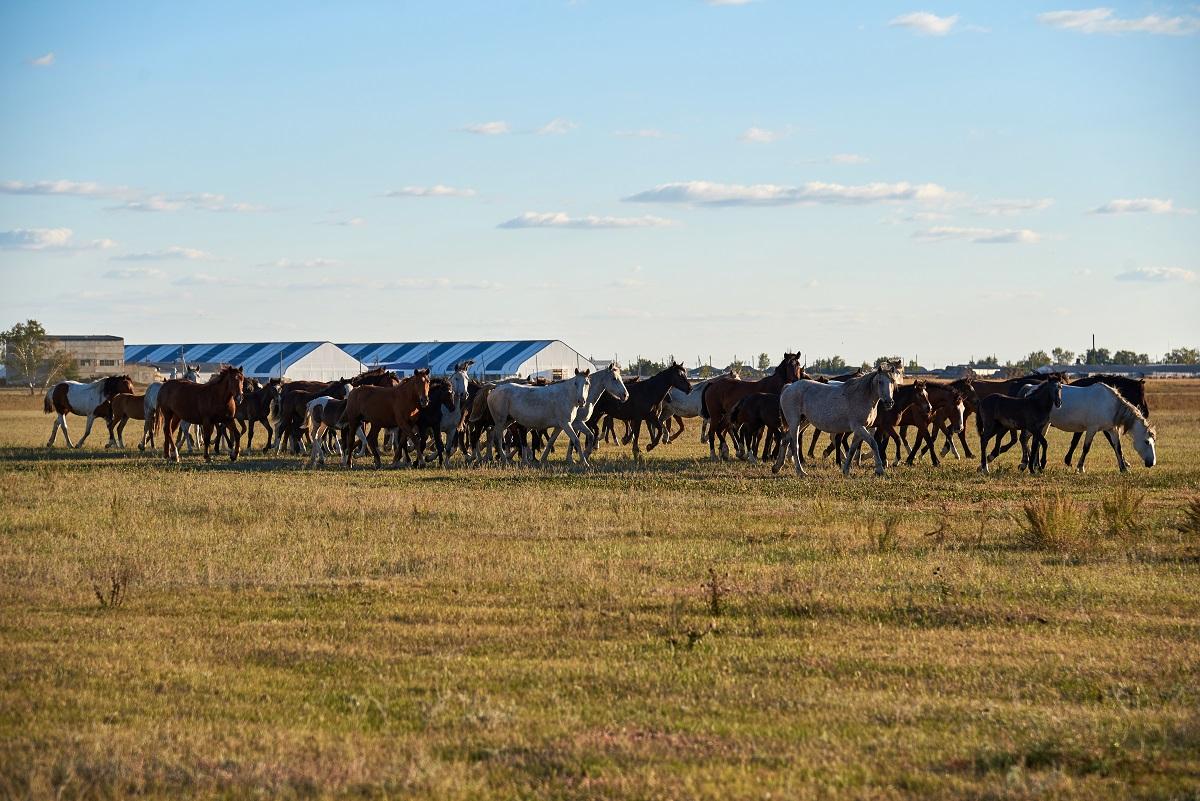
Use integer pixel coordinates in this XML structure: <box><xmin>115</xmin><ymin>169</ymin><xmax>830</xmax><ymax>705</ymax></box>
<box><xmin>338</xmin><ymin>340</ymin><xmax>596</xmax><ymax>380</ymax></box>
<box><xmin>124</xmin><ymin>342</ymin><xmax>364</xmax><ymax>382</ymax></box>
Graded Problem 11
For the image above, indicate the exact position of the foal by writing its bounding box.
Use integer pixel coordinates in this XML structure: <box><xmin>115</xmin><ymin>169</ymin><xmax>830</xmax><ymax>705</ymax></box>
<box><xmin>976</xmin><ymin>379</ymin><xmax>1062</xmax><ymax>474</ymax></box>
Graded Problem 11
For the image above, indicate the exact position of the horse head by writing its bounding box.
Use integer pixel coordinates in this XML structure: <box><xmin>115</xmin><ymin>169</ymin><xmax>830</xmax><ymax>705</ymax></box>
<box><xmin>412</xmin><ymin>368</ymin><xmax>431</xmax><ymax>408</ymax></box>
<box><xmin>103</xmin><ymin>374</ymin><xmax>135</xmax><ymax>399</ymax></box>
<box><xmin>873</xmin><ymin>367</ymin><xmax>897</xmax><ymax>410</ymax></box>
<box><xmin>573</xmin><ymin>369</ymin><xmax>591</xmax><ymax>407</ymax></box>
<box><xmin>602</xmin><ymin>362</ymin><xmax>630</xmax><ymax>401</ymax></box>
<box><xmin>668</xmin><ymin>361</ymin><xmax>691</xmax><ymax>394</ymax></box>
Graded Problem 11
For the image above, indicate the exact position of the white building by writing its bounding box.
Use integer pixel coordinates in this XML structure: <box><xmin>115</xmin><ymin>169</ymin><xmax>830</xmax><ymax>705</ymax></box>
<box><xmin>124</xmin><ymin>342</ymin><xmax>364</xmax><ymax>382</ymax></box>
<box><xmin>337</xmin><ymin>339</ymin><xmax>596</xmax><ymax>380</ymax></box>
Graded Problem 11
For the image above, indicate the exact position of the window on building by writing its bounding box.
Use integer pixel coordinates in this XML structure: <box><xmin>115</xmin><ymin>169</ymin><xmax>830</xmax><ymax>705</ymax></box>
<box><xmin>100</xmin><ymin>359</ymin><xmax>116</xmax><ymax>366</ymax></box>
<box><xmin>78</xmin><ymin>359</ymin><xmax>93</xmax><ymax>366</ymax></box>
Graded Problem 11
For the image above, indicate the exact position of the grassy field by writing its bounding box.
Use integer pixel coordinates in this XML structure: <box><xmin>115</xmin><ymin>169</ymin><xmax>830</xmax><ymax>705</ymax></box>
<box><xmin>1</xmin><ymin>381</ymin><xmax>1198</xmax><ymax>800</ymax></box>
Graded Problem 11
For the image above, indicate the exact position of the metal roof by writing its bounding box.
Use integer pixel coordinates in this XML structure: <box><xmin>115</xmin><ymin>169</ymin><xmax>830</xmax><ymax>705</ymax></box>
<box><xmin>338</xmin><ymin>340</ymin><xmax>556</xmax><ymax>376</ymax></box>
<box><xmin>124</xmin><ymin>342</ymin><xmax>328</xmax><ymax>375</ymax></box>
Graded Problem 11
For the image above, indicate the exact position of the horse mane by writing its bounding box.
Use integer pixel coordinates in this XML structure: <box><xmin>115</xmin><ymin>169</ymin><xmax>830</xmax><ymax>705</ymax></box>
<box><xmin>1099</xmin><ymin>383</ymin><xmax>1153</xmax><ymax>434</ymax></box>
<box><xmin>840</xmin><ymin>367</ymin><xmax>885</xmax><ymax>402</ymax></box>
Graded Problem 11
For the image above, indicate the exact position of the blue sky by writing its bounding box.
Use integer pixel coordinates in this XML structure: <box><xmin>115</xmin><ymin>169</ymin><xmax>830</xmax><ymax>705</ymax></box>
<box><xmin>1</xmin><ymin>1</ymin><xmax>1197</xmax><ymax>368</ymax></box>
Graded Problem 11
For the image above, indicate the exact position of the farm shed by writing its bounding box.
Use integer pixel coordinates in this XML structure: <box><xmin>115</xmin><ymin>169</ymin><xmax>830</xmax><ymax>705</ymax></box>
<box><xmin>337</xmin><ymin>340</ymin><xmax>596</xmax><ymax>380</ymax></box>
<box><xmin>124</xmin><ymin>342</ymin><xmax>364</xmax><ymax>382</ymax></box>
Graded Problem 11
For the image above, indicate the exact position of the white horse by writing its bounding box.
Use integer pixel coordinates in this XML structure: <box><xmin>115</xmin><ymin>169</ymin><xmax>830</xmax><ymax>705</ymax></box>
<box><xmin>659</xmin><ymin>372</ymin><xmax>733</xmax><ymax>443</ymax></box>
<box><xmin>44</xmin><ymin>375</ymin><xmax>132</xmax><ymax>449</ymax></box>
<box><xmin>567</xmin><ymin>363</ymin><xmax>630</xmax><ymax>461</ymax></box>
<box><xmin>487</xmin><ymin>370</ymin><xmax>591</xmax><ymax>466</ymax></box>
<box><xmin>305</xmin><ymin>384</ymin><xmax>360</xmax><ymax>467</ymax></box>
<box><xmin>436</xmin><ymin>363</ymin><xmax>474</xmax><ymax>465</ymax></box>
<box><xmin>1017</xmin><ymin>382</ymin><xmax>1156</xmax><ymax>472</ymax></box>
<box><xmin>772</xmin><ymin>365</ymin><xmax>900</xmax><ymax>477</ymax></box>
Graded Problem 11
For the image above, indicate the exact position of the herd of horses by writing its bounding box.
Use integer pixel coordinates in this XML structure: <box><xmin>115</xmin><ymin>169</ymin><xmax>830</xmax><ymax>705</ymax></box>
<box><xmin>41</xmin><ymin>352</ymin><xmax>1157</xmax><ymax>475</ymax></box>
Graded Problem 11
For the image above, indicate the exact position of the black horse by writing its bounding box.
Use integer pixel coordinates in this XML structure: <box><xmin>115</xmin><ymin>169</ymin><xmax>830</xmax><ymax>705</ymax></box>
<box><xmin>589</xmin><ymin>363</ymin><xmax>691</xmax><ymax>458</ymax></box>
<box><xmin>976</xmin><ymin>379</ymin><xmax>1062</xmax><ymax>474</ymax></box>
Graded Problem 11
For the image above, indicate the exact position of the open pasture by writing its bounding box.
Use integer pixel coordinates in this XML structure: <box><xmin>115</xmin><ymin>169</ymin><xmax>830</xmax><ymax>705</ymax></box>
<box><xmin>1</xmin><ymin>382</ymin><xmax>1199</xmax><ymax>800</ymax></box>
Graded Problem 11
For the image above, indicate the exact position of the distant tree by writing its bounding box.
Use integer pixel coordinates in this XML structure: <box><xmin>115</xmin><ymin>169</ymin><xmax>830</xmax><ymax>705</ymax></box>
<box><xmin>631</xmin><ymin>357</ymin><xmax>666</xmax><ymax>376</ymax></box>
<box><xmin>809</xmin><ymin>355</ymin><xmax>846</xmax><ymax>374</ymax></box>
<box><xmin>697</xmin><ymin>364</ymin><xmax>714</xmax><ymax>378</ymax></box>
<box><xmin>1111</xmin><ymin>350</ymin><xmax>1149</xmax><ymax>366</ymax></box>
<box><xmin>1021</xmin><ymin>350</ymin><xmax>1052</xmax><ymax>372</ymax></box>
<box><xmin>972</xmin><ymin>355</ymin><xmax>1000</xmax><ymax>368</ymax></box>
<box><xmin>725</xmin><ymin>358</ymin><xmax>746</xmax><ymax>373</ymax></box>
<box><xmin>1085</xmin><ymin>347</ymin><xmax>1111</xmax><ymax>365</ymax></box>
<box><xmin>907</xmin><ymin>358</ymin><xmax>921</xmax><ymax>371</ymax></box>
<box><xmin>2</xmin><ymin>319</ymin><xmax>50</xmax><ymax>394</ymax></box>
<box><xmin>756</xmin><ymin>352</ymin><xmax>771</xmax><ymax>371</ymax></box>
<box><xmin>43</xmin><ymin>348</ymin><xmax>79</xmax><ymax>387</ymax></box>
<box><xmin>1051</xmin><ymin>347</ymin><xmax>1075</xmax><ymax>365</ymax></box>
<box><xmin>1163</xmin><ymin>347</ymin><xmax>1199</xmax><ymax>365</ymax></box>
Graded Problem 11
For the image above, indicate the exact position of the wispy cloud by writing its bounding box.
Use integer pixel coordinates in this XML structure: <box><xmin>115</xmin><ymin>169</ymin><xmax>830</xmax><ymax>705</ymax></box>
<box><xmin>459</xmin><ymin>121</ymin><xmax>511</xmax><ymax>135</ymax></box>
<box><xmin>1115</xmin><ymin>266</ymin><xmax>1196</xmax><ymax>283</ymax></box>
<box><xmin>266</xmin><ymin>258</ymin><xmax>342</xmax><ymax>270</ymax></box>
<box><xmin>111</xmin><ymin>246</ymin><xmax>216</xmax><ymax>262</ymax></box>
<box><xmin>29</xmin><ymin>51</ymin><xmax>55</xmax><ymax>67</ymax></box>
<box><xmin>383</xmin><ymin>185</ymin><xmax>477</xmax><ymax>198</ymax></box>
<box><xmin>104</xmin><ymin>266</ymin><xmax>165</xmax><ymax>280</ymax></box>
<box><xmin>0</xmin><ymin>227</ymin><xmax>116</xmax><ymax>251</ymax></box>
<box><xmin>889</xmin><ymin>11</ymin><xmax>959</xmax><ymax>36</ymax></box>
<box><xmin>829</xmin><ymin>153</ymin><xmax>869</xmax><ymax>165</ymax></box>
<box><xmin>624</xmin><ymin>180</ymin><xmax>953</xmax><ymax>207</ymax></box>
<box><xmin>0</xmin><ymin>178</ymin><xmax>263</xmax><ymax>213</ymax></box>
<box><xmin>536</xmin><ymin>118</ymin><xmax>579</xmax><ymax>135</ymax></box>
<box><xmin>1038</xmin><ymin>8</ymin><xmax>1200</xmax><ymax>35</ymax></box>
<box><xmin>970</xmin><ymin>197</ymin><xmax>1054</xmax><ymax>216</ymax></box>
<box><xmin>1089</xmin><ymin>197</ymin><xmax>1194</xmax><ymax>215</ymax></box>
<box><xmin>615</xmin><ymin>128</ymin><xmax>669</xmax><ymax>139</ymax></box>
<box><xmin>914</xmin><ymin>225</ymin><xmax>1040</xmax><ymax>244</ymax></box>
<box><xmin>739</xmin><ymin>126</ymin><xmax>785</xmax><ymax>144</ymax></box>
<box><xmin>498</xmin><ymin>211</ymin><xmax>677</xmax><ymax>229</ymax></box>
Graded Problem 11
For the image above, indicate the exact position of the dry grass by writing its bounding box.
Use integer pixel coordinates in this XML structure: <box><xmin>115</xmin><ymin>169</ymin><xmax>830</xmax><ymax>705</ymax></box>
<box><xmin>1</xmin><ymin>382</ymin><xmax>1198</xmax><ymax>799</ymax></box>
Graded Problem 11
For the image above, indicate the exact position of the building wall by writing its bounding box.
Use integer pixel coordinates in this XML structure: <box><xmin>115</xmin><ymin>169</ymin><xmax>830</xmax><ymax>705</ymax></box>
<box><xmin>46</xmin><ymin>336</ymin><xmax>125</xmax><ymax>379</ymax></box>
<box><xmin>514</xmin><ymin>341</ymin><xmax>598</xmax><ymax>381</ymax></box>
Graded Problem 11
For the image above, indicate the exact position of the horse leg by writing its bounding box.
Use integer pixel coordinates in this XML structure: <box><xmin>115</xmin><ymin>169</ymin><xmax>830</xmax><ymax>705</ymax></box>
<box><xmin>1100</xmin><ymin>429</ymin><xmax>1127</xmax><ymax>472</ymax></box>
<box><xmin>74</xmin><ymin>413</ymin><xmax>98</xmax><ymax>449</ymax></box>
<box><xmin>163</xmin><ymin>413</ymin><xmax>180</xmax><ymax>462</ymax></box>
<box><xmin>47</xmin><ymin>413</ymin><xmax>61</xmax><ymax>447</ymax></box>
<box><xmin>631</xmin><ymin>419</ymin><xmax>644</xmax><ymax>460</ymax></box>
<box><xmin>1064</xmin><ymin>431</ymin><xmax>1082</xmax><ymax>467</ymax></box>
<box><xmin>1073</xmin><ymin>429</ymin><xmax>1097</xmax><ymax>473</ymax></box>
<box><xmin>807</xmin><ymin>430</ymin><xmax>821</xmax><ymax>459</ymax></box>
<box><xmin>200</xmin><ymin>423</ymin><xmax>214</xmax><ymax>463</ymax></box>
<box><xmin>978</xmin><ymin>428</ymin><xmax>991</xmax><ymax>474</ymax></box>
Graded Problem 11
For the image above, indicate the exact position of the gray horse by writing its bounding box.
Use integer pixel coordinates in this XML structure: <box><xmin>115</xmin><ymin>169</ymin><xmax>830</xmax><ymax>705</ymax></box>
<box><xmin>772</xmin><ymin>362</ymin><xmax>902</xmax><ymax>477</ymax></box>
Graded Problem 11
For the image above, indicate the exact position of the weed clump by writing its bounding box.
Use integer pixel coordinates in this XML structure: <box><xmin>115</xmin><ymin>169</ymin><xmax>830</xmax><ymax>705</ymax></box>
<box><xmin>1015</xmin><ymin>494</ymin><xmax>1096</xmax><ymax>557</ymax></box>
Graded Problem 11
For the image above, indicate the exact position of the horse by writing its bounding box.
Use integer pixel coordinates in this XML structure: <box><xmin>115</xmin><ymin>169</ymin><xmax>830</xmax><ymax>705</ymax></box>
<box><xmin>975</xmin><ymin>379</ymin><xmax>1062</xmax><ymax>474</ymax></box>
<box><xmin>869</xmin><ymin>380</ymin><xmax>933</xmax><ymax>467</ymax></box>
<box><xmin>805</xmin><ymin>369</ymin><xmax>865</xmax><ymax>460</ymax></box>
<box><xmin>412</xmin><ymin>379</ymin><xmax>457</xmax><ymax>467</ymax></box>
<box><xmin>350</xmin><ymin>367</ymin><xmax>402</xmax><ymax>388</ymax></box>
<box><xmin>586</xmin><ymin>363</ymin><xmax>688</xmax><ymax>459</ymax></box>
<box><xmin>1060</xmin><ymin>375</ymin><xmax>1149</xmax><ymax>467</ymax></box>
<box><xmin>105</xmin><ymin>392</ymin><xmax>147</xmax><ymax>449</ymax></box>
<box><xmin>44</xmin><ymin>375</ymin><xmax>134</xmax><ymax>449</ymax></box>
<box><xmin>438</xmin><ymin>362</ymin><xmax>476</xmax><ymax>464</ymax></box>
<box><xmin>658</xmin><ymin>371</ymin><xmax>736</xmax><ymax>444</ymax></box>
<box><xmin>304</xmin><ymin>387</ymin><xmax>367</xmax><ymax>468</ymax></box>
<box><xmin>487</xmin><ymin>370</ymin><xmax>591</xmax><ymax>466</ymax></box>
<box><xmin>157</xmin><ymin>365</ymin><xmax>245</xmax><ymax>463</ymax></box>
<box><xmin>273</xmin><ymin>379</ymin><xmax>352</xmax><ymax>454</ymax></box>
<box><xmin>728</xmin><ymin>392</ymin><xmax>784</xmax><ymax>463</ymax></box>
<box><xmin>235</xmin><ymin>378</ymin><xmax>281</xmax><ymax>451</ymax></box>
<box><xmin>897</xmin><ymin>381</ymin><xmax>965</xmax><ymax>467</ymax></box>
<box><xmin>338</xmin><ymin>370</ymin><xmax>431</xmax><ymax>468</ymax></box>
<box><xmin>703</xmin><ymin>353</ymin><xmax>803</xmax><ymax>460</ymax></box>
<box><xmin>566</xmin><ymin>363</ymin><xmax>629</xmax><ymax>461</ymax></box>
<box><xmin>140</xmin><ymin>366</ymin><xmax>201</xmax><ymax>452</ymax></box>
<box><xmin>772</xmin><ymin>361</ymin><xmax>902</xmax><ymax>477</ymax></box>
<box><xmin>1012</xmin><ymin>382</ymin><xmax>1155</xmax><ymax>473</ymax></box>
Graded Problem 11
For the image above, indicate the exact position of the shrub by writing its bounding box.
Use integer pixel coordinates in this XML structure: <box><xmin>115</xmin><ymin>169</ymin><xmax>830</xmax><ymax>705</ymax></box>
<box><xmin>1177</xmin><ymin>497</ymin><xmax>1200</xmax><ymax>540</ymax></box>
<box><xmin>1100</xmin><ymin>486</ymin><xmax>1147</xmax><ymax>550</ymax></box>
<box><xmin>1015</xmin><ymin>494</ymin><xmax>1096</xmax><ymax>556</ymax></box>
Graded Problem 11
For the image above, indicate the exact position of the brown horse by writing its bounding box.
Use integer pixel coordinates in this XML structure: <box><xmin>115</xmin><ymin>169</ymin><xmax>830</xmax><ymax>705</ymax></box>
<box><xmin>105</xmin><ymin>393</ymin><xmax>146</xmax><ymax>449</ymax></box>
<box><xmin>702</xmin><ymin>353</ymin><xmax>803</xmax><ymax>460</ymax></box>
<box><xmin>158</xmin><ymin>365</ymin><xmax>245</xmax><ymax>463</ymax></box>
<box><xmin>339</xmin><ymin>370</ymin><xmax>431</xmax><ymax>468</ymax></box>
<box><xmin>897</xmin><ymin>381</ymin><xmax>965</xmax><ymax>466</ymax></box>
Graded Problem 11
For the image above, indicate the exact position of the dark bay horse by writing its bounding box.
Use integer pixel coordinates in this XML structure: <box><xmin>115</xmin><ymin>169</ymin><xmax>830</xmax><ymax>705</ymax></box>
<box><xmin>703</xmin><ymin>353</ymin><xmax>803</xmax><ymax>460</ymax></box>
<box><xmin>236</xmin><ymin>378</ymin><xmax>281</xmax><ymax>451</ymax></box>
<box><xmin>728</xmin><ymin>392</ymin><xmax>784</xmax><ymax>463</ymax></box>
<box><xmin>339</xmin><ymin>370</ymin><xmax>431</xmax><ymax>468</ymax></box>
<box><xmin>158</xmin><ymin>365</ymin><xmax>245</xmax><ymax>463</ymax></box>
<box><xmin>976</xmin><ymin>379</ymin><xmax>1062</xmax><ymax>474</ymax></box>
<box><xmin>587</xmin><ymin>363</ymin><xmax>691</xmax><ymax>458</ymax></box>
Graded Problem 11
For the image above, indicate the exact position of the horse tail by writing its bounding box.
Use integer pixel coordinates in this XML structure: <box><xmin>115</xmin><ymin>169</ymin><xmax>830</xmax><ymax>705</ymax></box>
<box><xmin>43</xmin><ymin>385</ymin><xmax>55</xmax><ymax>414</ymax></box>
<box><xmin>699</xmin><ymin>384</ymin><xmax>712</xmax><ymax>420</ymax></box>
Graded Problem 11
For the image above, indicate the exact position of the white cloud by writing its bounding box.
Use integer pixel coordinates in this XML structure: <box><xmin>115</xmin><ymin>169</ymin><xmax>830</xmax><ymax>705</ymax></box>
<box><xmin>29</xmin><ymin>52</ymin><xmax>55</xmax><ymax>67</ymax></box>
<box><xmin>615</xmin><ymin>129</ymin><xmax>668</xmax><ymax>139</ymax></box>
<box><xmin>111</xmin><ymin>246</ymin><xmax>216</xmax><ymax>262</ymax></box>
<box><xmin>1038</xmin><ymin>8</ymin><xmax>1200</xmax><ymax>35</ymax></box>
<box><xmin>498</xmin><ymin>211</ymin><xmax>677</xmax><ymax>229</ymax></box>
<box><xmin>624</xmin><ymin>180</ymin><xmax>953</xmax><ymax>206</ymax></box>
<box><xmin>268</xmin><ymin>258</ymin><xmax>342</xmax><ymax>270</ymax></box>
<box><xmin>739</xmin><ymin>126</ymin><xmax>784</xmax><ymax>144</ymax></box>
<box><xmin>0</xmin><ymin>179</ymin><xmax>263</xmax><ymax>213</ymax></box>
<box><xmin>914</xmin><ymin>226</ymin><xmax>1041</xmax><ymax>244</ymax></box>
<box><xmin>330</xmin><ymin>217</ymin><xmax>366</xmax><ymax>227</ymax></box>
<box><xmin>0</xmin><ymin>227</ymin><xmax>116</xmax><ymax>251</ymax></box>
<box><xmin>971</xmin><ymin>197</ymin><xmax>1054</xmax><ymax>215</ymax></box>
<box><xmin>104</xmin><ymin>266</ymin><xmax>165</xmax><ymax>280</ymax></box>
<box><xmin>888</xmin><ymin>12</ymin><xmax>959</xmax><ymax>36</ymax></box>
<box><xmin>536</xmin><ymin>118</ymin><xmax>579</xmax><ymax>135</ymax></box>
<box><xmin>829</xmin><ymin>153</ymin><xmax>869</xmax><ymax>165</ymax></box>
<box><xmin>384</xmin><ymin>185</ymin><xmax>477</xmax><ymax>198</ymax></box>
<box><xmin>1115</xmin><ymin>266</ymin><xmax>1196</xmax><ymax>283</ymax></box>
<box><xmin>1089</xmin><ymin>197</ymin><xmax>1194</xmax><ymax>215</ymax></box>
<box><xmin>459</xmin><ymin>121</ymin><xmax>511</xmax><ymax>135</ymax></box>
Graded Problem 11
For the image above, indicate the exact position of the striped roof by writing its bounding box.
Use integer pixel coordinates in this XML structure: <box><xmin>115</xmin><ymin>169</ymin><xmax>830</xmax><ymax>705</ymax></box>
<box><xmin>337</xmin><ymin>340</ymin><xmax>554</xmax><ymax>376</ymax></box>
<box><xmin>124</xmin><ymin>342</ymin><xmax>327</xmax><ymax>375</ymax></box>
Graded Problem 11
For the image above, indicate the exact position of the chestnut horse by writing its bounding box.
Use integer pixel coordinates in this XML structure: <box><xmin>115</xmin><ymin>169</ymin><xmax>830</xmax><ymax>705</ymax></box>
<box><xmin>338</xmin><ymin>370</ymin><xmax>431</xmax><ymax>468</ymax></box>
<box><xmin>702</xmin><ymin>353</ymin><xmax>803</xmax><ymax>460</ymax></box>
<box><xmin>105</xmin><ymin>392</ymin><xmax>146</xmax><ymax>449</ymax></box>
<box><xmin>158</xmin><ymin>365</ymin><xmax>245</xmax><ymax>463</ymax></box>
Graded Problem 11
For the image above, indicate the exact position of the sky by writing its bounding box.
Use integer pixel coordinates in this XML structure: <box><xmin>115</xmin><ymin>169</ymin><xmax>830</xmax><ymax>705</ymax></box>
<box><xmin>1</xmin><ymin>1</ymin><xmax>1197</xmax><ymax>369</ymax></box>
